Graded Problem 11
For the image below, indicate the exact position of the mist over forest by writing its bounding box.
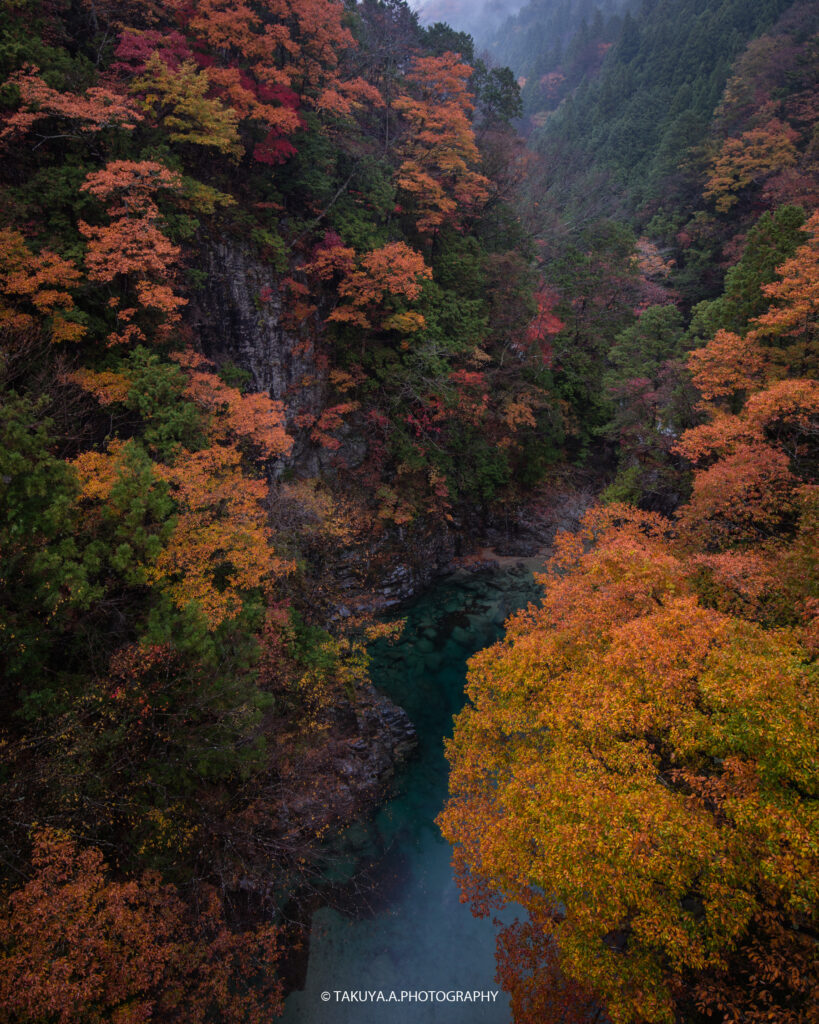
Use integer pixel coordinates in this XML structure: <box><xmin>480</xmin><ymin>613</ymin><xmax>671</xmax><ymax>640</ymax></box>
<box><xmin>413</xmin><ymin>0</ymin><xmax>526</xmax><ymax>44</ymax></box>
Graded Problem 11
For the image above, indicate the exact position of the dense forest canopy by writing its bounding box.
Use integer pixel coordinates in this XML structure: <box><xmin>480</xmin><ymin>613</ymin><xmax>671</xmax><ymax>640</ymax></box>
<box><xmin>484</xmin><ymin>0</ymin><xmax>633</xmax><ymax>100</ymax></box>
<box><xmin>440</xmin><ymin>2</ymin><xmax>819</xmax><ymax>1023</ymax></box>
<box><xmin>523</xmin><ymin>0</ymin><xmax>799</xmax><ymax>217</ymax></box>
<box><xmin>0</xmin><ymin>0</ymin><xmax>549</xmax><ymax>1016</ymax></box>
<box><xmin>0</xmin><ymin>0</ymin><xmax>817</xmax><ymax>1020</ymax></box>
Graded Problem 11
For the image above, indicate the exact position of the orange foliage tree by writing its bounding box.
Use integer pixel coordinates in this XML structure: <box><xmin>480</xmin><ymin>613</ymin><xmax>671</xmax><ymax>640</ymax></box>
<box><xmin>306</xmin><ymin>238</ymin><xmax>432</xmax><ymax>333</ymax></box>
<box><xmin>69</xmin><ymin>436</ymin><xmax>289</xmax><ymax>628</ymax></box>
<box><xmin>749</xmin><ymin>209</ymin><xmax>819</xmax><ymax>378</ymax></box>
<box><xmin>704</xmin><ymin>119</ymin><xmax>799</xmax><ymax>212</ymax></box>
<box><xmin>149</xmin><ymin>443</ymin><xmax>293</xmax><ymax>627</ymax></box>
<box><xmin>0</xmin><ymin>229</ymin><xmax>85</xmax><ymax>344</ymax></box>
<box><xmin>393</xmin><ymin>53</ymin><xmax>490</xmax><ymax>234</ymax></box>
<box><xmin>79</xmin><ymin>160</ymin><xmax>186</xmax><ymax>345</ymax></box>
<box><xmin>0</xmin><ymin>65</ymin><xmax>141</xmax><ymax>145</ymax></box>
<box><xmin>676</xmin><ymin>442</ymin><xmax>800</xmax><ymax>549</ymax></box>
<box><xmin>439</xmin><ymin>506</ymin><xmax>819</xmax><ymax>1024</ymax></box>
<box><xmin>0</xmin><ymin>828</ymin><xmax>282</xmax><ymax>1024</ymax></box>
<box><xmin>170</xmin><ymin>347</ymin><xmax>292</xmax><ymax>457</ymax></box>
<box><xmin>674</xmin><ymin>214</ymin><xmax>819</xmax><ymax>559</ymax></box>
<box><xmin>71</xmin><ymin>348</ymin><xmax>293</xmax><ymax>628</ymax></box>
<box><xmin>169</xmin><ymin>0</ymin><xmax>379</xmax><ymax>149</ymax></box>
<box><xmin>686</xmin><ymin>328</ymin><xmax>765</xmax><ymax>410</ymax></box>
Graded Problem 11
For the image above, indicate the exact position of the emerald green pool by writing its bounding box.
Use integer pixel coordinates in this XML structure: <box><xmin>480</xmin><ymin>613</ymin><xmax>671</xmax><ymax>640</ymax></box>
<box><xmin>282</xmin><ymin>567</ymin><xmax>542</xmax><ymax>1024</ymax></box>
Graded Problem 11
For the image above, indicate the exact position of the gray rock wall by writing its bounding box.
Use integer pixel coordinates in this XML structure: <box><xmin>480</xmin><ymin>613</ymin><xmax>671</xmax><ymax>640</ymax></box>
<box><xmin>185</xmin><ymin>237</ymin><xmax>460</xmax><ymax>603</ymax></box>
<box><xmin>186</xmin><ymin>239</ymin><xmax>327</xmax><ymax>470</ymax></box>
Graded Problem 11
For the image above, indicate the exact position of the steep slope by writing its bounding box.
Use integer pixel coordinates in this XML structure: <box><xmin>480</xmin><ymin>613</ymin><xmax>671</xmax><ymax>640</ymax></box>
<box><xmin>0</xmin><ymin>1</ymin><xmax>552</xmax><ymax>1016</ymax></box>
<box><xmin>441</xmin><ymin>3</ymin><xmax>819</xmax><ymax>1022</ymax></box>
<box><xmin>524</xmin><ymin>0</ymin><xmax>797</xmax><ymax>220</ymax></box>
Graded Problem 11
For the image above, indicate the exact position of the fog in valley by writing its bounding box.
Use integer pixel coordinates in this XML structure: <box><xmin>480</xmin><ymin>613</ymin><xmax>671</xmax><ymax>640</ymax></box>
<box><xmin>412</xmin><ymin>0</ymin><xmax>526</xmax><ymax>43</ymax></box>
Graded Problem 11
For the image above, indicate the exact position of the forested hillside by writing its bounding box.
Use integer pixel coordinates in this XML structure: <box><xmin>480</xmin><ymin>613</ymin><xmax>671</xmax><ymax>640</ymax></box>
<box><xmin>527</xmin><ymin>0</ymin><xmax>798</xmax><ymax>218</ymax></box>
<box><xmin>0</xmin><ymin>0</ymin><xmax>552</xmax><ymax>1017</ymax></box>
<box><xmin>484</xmin><ymin>0</ymin><xmax>633</xmax><ymax>128</ymax></box>
<box><xmin>442</xmin><ymin>1</ymin><xmax>819</xmax><ymax>1022</ymax></box>
<box><xmin>1</xmin><ymin>0</ymin><xmax>817</xmax><ymax>1021</ymax></box>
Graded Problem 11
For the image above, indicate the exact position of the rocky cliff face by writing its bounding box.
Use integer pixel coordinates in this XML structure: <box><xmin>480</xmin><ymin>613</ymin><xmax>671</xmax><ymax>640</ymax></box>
<box><xmin>220</xmin><ymin>683</ymin><xmax>418</xmax><ymax>935</ymax></box>
<box><xmin>188</xmin><ymin>238</ymin><xmax>592</xmax><ymax>603</ymax></box>
<box><xmin>284</xmin><ymin>684</ymin><xmax>419</xmax><ymax>834</ymax></box>
<box><xmin>187</xmin><ymin>237</ymin><xmax>462</xmax><ymax>604</ymax></box>
<box><xmin>187</xmin><ymin>239</ymin><xmax>328</xmax><ymax>471</ymax></box>
<box><xmin>331</xmin><ymin>520</ymin><xmax>460</xmax><ymax>614</ymax></box>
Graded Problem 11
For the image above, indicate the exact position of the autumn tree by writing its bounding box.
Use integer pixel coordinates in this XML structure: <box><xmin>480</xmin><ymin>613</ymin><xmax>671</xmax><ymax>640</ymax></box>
<box><xmin>0</xmin><ymin>65</ymin><xmax>141</xmax><ymax>146</ymax></box>
<box><xmin>703</xmin><ymin>14</ymin><xmax>819</xmax><ymax>216</ymax></box>
<box><xmin>305</xmin><ymin>236</ymin><xmax>432</xmax><ymax>335</ymax></box>
<box><xmin>131</xmin><ymin>52</ymin><xmax>243</xmax><ymax>158</ymax></box>
<box><xmin>0</xmin><ymin>828</ymin><xmax>282</xmax><ymax>1024</ymax></box>
<box><xmin>148</xmin><ymin>444</ymin><xmax>292</xmax><ymax>627</ymax></box>
<box><xmin>393</xmin><ymin>52</ymin><xmax>490</xmax><ymax>235</ymax></box>
<box><xmin>749</xmin><ymin>208</ymin><xmax>819</xmax><ymax>378</ymax></box>
<box><xmin>170</xmin><ymin>347</ymin><xmax>292</xmax><ymax>456</ymax></box>
<box><xmin>704</xmin><ymin>119</ymin><xmax>799</xmax><ymax>212</ymax></box>
<box><xmin>0</xmin><ymin>229</ymin><xmax>85</xmax><ymax>344</ymax></box>
<box><xmin>71</xmin><ymin>346</ymin><xmax>293</xmax><ymax>627</ymax></box>
<box><xmin>674</xmin><ymin>212</ymin><xmax>819</xmax><ymax>555</ymax></box>
<box><xmin>439</xmin><ymin>506</ymin><xmax>819</xmax><ymax>1024</ymax></box>
<box><xmin>171</xmin><ymin>0</ymin><xmax>380</xmax><ymax>139</ymax></box>
<box><xmin>78</xmin><ymin>160</ymin><xmax>186</xmax><ymax>344</ymax></box>
<box><xmin>686</xmin><ymin>328</ymin><xmax>765</xmax><ymax>412</ymax></box>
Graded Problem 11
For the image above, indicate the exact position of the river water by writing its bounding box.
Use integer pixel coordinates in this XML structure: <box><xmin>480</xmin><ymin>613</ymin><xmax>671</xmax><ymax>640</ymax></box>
<box><xmin>282</xmin><ymin>566</ymin><xmax>542</xmax><ymax>1024</ymax></box>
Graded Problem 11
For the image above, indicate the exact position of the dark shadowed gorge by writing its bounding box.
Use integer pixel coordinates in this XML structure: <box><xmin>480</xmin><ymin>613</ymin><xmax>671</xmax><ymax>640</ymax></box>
<box><xmin>0</xmin><ymin>1</ymin><xmax>817</xmax><ymax>1022</ymax></box>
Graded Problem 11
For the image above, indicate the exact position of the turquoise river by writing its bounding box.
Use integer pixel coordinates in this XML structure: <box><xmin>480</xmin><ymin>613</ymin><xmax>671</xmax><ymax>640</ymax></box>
<box><xmin>282</xmin><ymin>565</ymin><xmax>543</xmax><ymax>1024</ymax></box>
